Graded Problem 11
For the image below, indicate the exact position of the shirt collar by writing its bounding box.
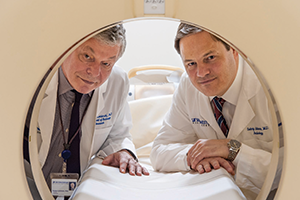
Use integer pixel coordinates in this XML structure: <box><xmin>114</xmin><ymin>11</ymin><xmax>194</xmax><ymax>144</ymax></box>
<box><xmin>209</xmin><ymin>55</ymin><xmax>243</xmax><ymax>106</ymax></box>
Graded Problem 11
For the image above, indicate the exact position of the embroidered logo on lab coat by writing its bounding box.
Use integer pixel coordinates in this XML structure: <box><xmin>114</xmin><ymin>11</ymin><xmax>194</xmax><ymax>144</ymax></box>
<box><xmin>96</xmin><ymin>112</ymin><xmax>112</xmax><ymax>126</ymax></box>
<box><xmin>247</xmin><ymin>126</ymin><xmax>269</xmax><ymax>135</ymax></box>
<box><xmin>191</xmin><ymin>118</ymin><xmax>210</xmax><ymax>126</ymax></box>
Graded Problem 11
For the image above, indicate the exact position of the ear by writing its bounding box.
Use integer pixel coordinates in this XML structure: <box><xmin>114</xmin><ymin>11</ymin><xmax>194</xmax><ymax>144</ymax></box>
<box><xmin>231</xmin><ymin>47</ymin><xmax>239</xmax><ymax>64</ymax></box>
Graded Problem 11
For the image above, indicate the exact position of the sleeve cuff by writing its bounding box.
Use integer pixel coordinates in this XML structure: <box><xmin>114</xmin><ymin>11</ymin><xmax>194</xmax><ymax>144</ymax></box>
<box><xmin>232</xmin><ymin>144</ymin><xmax>243</xmax><ymax>166</ymax></box>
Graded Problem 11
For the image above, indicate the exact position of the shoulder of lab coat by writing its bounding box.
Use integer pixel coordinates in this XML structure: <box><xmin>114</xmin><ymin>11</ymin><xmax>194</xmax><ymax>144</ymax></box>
<box><xmin>92</xmin><ymin>65</ymin><xmax>136</xmax><ymax>158</ymax></box>
<box><xmin>79</xmin><ymin>65</ymin><xmax>136</xmax><ymax>171</ymax></box>
<box><xmin>232</xmin><ymin>61</ymin><xmax>279</xmax><ymax>195</ymax></box>
<box><xmin>38</xmin><ymin>71</ymin><xmax>58</xmax><ymax>166</ymax></box>
<box><xmin>150</xmin><ymin>69</ymin><xmax>225</xmax><ymax>172</ymax></box>
<box><xmin>151</xmin><ymin>72</ymin><xmax>197</xmax><ymax>172</ymax></box>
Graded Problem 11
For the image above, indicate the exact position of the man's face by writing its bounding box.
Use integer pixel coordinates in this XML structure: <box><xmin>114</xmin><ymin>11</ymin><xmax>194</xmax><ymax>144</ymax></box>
<box><xmin>179</xmin><ymin>31</ymin><xmax>239</xmax><ymax>97</ymax></box>
<box><xmin>62</xmin><ymin>38</ymin><xmax>121</xmax><ymax>94</ymax></box>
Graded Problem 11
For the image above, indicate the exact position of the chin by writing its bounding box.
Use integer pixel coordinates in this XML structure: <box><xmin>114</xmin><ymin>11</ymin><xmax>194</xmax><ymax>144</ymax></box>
<box><xmin>76</xmin><ymin>81</ymin><xmax>102</xmax><ymax>94</ymax></box>
<box><xmin>196</xmin><ymin>85</ymin><xmax>222</xmax><ymax>97</ymax></box>
<box><xmin>74</xmin><ymin>87</ymin><xmax>93</xmax><ymax>94</ymax></box>
<box><xmin>197</xmin><ymin>88</ymin><xmax>217</xmax><ymax>97</ymax></box>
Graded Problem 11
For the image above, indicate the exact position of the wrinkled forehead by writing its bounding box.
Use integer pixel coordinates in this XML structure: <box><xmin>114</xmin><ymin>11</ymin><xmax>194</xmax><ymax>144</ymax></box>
<box><xmin>78</xmin><ymin>38</ymin><xmax>100</xmax><ymax>50</ymax></box>
<box><xmin>76</xmin><ymin>38</ymin><xmax>120</xmax><ymax>53</ymax></box>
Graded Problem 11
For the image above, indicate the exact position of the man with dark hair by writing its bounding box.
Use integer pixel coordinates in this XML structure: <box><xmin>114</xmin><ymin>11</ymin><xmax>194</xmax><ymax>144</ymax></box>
<box><xmin>151</xmin><ymin>23</ymin><xmax>280</xmax><ymax>200</ymax></box>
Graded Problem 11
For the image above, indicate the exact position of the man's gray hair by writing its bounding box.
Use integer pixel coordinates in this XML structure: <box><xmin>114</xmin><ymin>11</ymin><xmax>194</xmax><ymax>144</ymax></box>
<box><xmin>174</xmin><ymin>23</ymin><xmax>230</xmax><ymax>54</ymax></box>
<box><xmin>93</xmin><ymin>24</ymin><xmax>126</xmax><ymax>59</ymax></box>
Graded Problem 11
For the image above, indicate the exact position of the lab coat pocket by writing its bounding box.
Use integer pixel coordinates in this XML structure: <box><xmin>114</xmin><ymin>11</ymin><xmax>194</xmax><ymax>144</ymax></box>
<box><xmin>241</xmin><ymin>138</ymin><xmax>273</xmax><ymax>153</ymax></box>
<box><xmin>92</xmin><ymin>126</ymin><xmax>113</xmax><ymax>155</ymax></box>
<box><xmin>256</xmin><ymin>139</ymin><xmax>273</xmax><ymax>153</ymax></box>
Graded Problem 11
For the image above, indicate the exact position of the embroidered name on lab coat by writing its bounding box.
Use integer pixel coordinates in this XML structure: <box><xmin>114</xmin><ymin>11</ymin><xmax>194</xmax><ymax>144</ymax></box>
<box><xmin>191</xmin><ymin>118</ymin><xmax>210</xmax><ymax>126</ymax></box>
<box><xmin>96</xmin><ymin>112</ymin><xmax>112</xmax><ymax>126</ymax></box>
<box><xmin>247</xmin><ymin>126</ymin><xmax>269</xmax><ymax>135</ymax></box>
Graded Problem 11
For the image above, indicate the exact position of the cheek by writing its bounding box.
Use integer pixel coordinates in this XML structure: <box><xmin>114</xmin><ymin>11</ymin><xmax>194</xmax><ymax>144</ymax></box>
<box><xmin>66</xmin><ymin>64</ymin><xmax>84</xmax><ymax>79</ymax></box>
<box><xmin>98</xmin><ymin>70</ymin><xmax>112</xmax><ymax>83</ymax></box>
<box><xmin>222</xmin><ymin>65</ymin><xmax>235</xmax><ymax>83</ymax></box>
<box><xmin>186</xmin><ymin>68</ymin><xmax>197</xmax><ymax>79</ymax></box>
<box><xmin>62</xmin><ymin>66</ymin><xmax>75</xmax><ymax>83</ymax></box>
<box><xmin>210</xmin><ymin>63</ymin><xmax>226</xmax><ymax>81</ymax></box>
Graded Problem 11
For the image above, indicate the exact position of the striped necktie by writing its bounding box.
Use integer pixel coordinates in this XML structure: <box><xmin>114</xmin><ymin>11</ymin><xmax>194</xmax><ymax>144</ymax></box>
<box><xmin>212</xmin><ymin>97</ymin><xmax>229</xmax><ymax>137</ymax></box>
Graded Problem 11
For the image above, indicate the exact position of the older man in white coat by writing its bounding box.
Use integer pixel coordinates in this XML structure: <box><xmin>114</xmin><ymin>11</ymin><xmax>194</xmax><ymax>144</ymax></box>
<box><xmin>35</xmin><ymin>25</ymin><xmax>149</xmax><ymax>190</ymax></box>
<box><xmin>150</xmin><ymin>23</ymin><xmax>281</xmax><ymax>200</ymax></box>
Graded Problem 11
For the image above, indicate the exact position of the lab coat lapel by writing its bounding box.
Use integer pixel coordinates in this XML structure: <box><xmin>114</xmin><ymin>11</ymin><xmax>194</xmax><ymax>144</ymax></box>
<box><xmin>228</xmin><ymin>61</ymin><xmax>258</xmax><ymax>138</ymax></box>
<box><xmin>38</xmin><ymin>72</ymin><xmax>58</xmax><ymax>166</ymax></box>
<box><xmin>198</xmin><ymin>93</ymin><xmax>225</xmax><ymax>139</ymax></box>
<box><xmin>80</xmin><ymin>80</ymin><xmax>108</xmax><ymax>172</ymax></box>
<box><xmin>228</xmin><ymin>86</ymin><xmax>255</xmax><ymax>139</ymax></box>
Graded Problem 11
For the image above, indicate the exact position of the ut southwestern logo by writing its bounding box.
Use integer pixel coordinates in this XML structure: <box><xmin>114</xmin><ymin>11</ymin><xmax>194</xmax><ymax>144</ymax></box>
<box><xmin>191</xmin><ymin>118</ymin><xmax>210</xmax><ymax>126</ymax></box>
<box><xmin>96</xmin><ymin>112</ymin><xmax>112</xmax><ymax>125</ymax></box>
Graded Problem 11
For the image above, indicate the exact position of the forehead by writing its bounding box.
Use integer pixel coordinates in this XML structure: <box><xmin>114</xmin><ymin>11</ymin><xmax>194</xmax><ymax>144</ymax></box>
<box><xmin>180</xmin><ymin>31</ymin><xmax>216</xmax><ymax>49</ymax></box>
<box><xmin>77</xmin><ymin>38</ymin><xmax>102</xmax><ymax>52</ymax></box>
<box><xmin>75</xmin><ymin>37</ymin><xmax>121</xmax><ymax>58</ymax></box>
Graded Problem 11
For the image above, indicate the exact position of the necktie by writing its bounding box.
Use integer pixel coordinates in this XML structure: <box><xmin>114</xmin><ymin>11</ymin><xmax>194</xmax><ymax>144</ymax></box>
<box><xmin>67</xmin><ymin>90</ymin><xmax>83</xmax><ymax>174</ymax></box>
<box><xmin>212</xmin><ymin>97</ymin><xmax>229</xmax><ymax>137</ymax></box>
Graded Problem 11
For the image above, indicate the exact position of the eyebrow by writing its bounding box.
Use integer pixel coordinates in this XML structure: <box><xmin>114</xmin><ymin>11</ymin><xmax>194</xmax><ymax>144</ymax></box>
<box><xmin>183</xmin><ymin>50</ymin><xmax>215</xmax><ymax>63</ymax></box>
<box><xmin>82</xmin><ymin>46</ymin><xmax>117</xmax><ymax>60</ymax></box>
<box><xmin>108</xmin><ymin>55</ymin><xmax>117</xmax><ymax>60</ymax></box>
<box><xmin>202</xmin><ymin>50</ymin><xmax>214</xmax><ymax>58</ymax></box>
<box><xmin>82</xmin><ymin>46</ymin><xmax>95</xmax><ymax>54</ymax></box>
<box><xmin>183</xmin><ymin>59</ymin><xmax>194</xmax><ymax>63</ymax></box>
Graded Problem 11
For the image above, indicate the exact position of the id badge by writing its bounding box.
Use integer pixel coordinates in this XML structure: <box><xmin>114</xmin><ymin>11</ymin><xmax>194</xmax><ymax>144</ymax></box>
<box><xmin>50</xmin><ymin>173</ymin><xmax>79</xmax><ymax>197</ymax></box>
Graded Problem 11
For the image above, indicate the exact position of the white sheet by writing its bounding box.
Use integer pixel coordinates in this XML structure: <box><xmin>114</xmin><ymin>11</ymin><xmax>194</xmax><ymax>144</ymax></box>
<box><xmin>71</xmin><ymin>149</ymin><xmax>245</xmax><ymax>200</ymax></box>
<box><xmin>71</xmin><ymin>95</ymin><xmax>246</xmax><ymax>200</ymax></box>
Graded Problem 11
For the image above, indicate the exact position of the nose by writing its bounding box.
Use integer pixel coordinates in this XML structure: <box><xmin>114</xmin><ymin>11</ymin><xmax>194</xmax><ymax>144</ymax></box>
<box><xmin>196</xmin><ymin>64</ymin><xmax>210</xmax><ymax>78</ymax></box>
<box><xmin>86</xmin><ymin>64</ymin><xmax>101</xmax><ymax>77</ymax></box>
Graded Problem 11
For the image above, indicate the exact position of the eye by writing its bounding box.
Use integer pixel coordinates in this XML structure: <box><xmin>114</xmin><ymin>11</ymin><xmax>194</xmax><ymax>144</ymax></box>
<box><xmin>101</xmin><ymin>62</ymin><xmax>112</xmax><ymax>70</ymax></box>
<box><xmin>204</xmin><ymin>55</ymin><xmax>215</xmax><ymax>62</ymax></box>
<box><xmin>80</xmin><ymin>53</ymin><xmax>95</xmax><ymax>63</ymax></box>
<box><xmin>186</xmin><ymin>62</ymin><xmax>197</xmax><ymax>70</ymax></box>
<box><xmin>78</xmin><ymin>52</ymin><xmax>95</xmax><ymax>63</ymax></box>
<box><xmin>187</xmin><ymin>62</ymin><xmax>196</xmax><ymax>66</ymax></box>
<box><xmin>84</xmin><ymin>54</ymin><xmax>91</xmax><ymax>60</ymax></box>
<box><xmin>207</xmin><ymin>55</ymin><xmax>215</xmax><ymax>60</ymax></box>
<box><xmin>80</xmin><ymin>53</ymin><xmax>94</xmax><ymax>62</ymax></box>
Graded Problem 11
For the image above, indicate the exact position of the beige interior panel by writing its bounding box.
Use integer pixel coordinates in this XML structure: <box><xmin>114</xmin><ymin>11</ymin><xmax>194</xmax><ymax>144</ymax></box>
<box><xmin>0</xmin><ymin>0</ymin><xmax>299</xmax><ymax>199</ymax></box>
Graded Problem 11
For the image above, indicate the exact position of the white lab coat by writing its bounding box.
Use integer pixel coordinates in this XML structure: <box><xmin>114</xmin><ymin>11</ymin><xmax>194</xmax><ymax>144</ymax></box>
<box><xmin>37</xmin><ymin>66</ymin><xmax>136</xmax><ymax>174</ymax></box>
<box><xmin>151</xmin><ymin>60</ymin><xmax>279</xmax><ymax>199</ymax></box>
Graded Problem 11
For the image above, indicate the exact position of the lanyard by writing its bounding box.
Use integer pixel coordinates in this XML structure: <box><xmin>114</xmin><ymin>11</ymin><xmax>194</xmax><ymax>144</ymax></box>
<box><xmin>56</xmin><ymin>74</ymin><xmax>94</xmax><ymax>162</ymax></box>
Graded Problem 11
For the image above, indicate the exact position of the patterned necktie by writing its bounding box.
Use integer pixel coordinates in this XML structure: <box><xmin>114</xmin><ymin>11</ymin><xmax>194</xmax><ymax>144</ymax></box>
<box><xmin>212</xmin><ymin>97</ymin><xmax>229</xmax><ymax>137</ymax></box>
<box><xmin>67</xmin><ymin>90</ymin><xmax>83</xmax><ymax>174</ymax></box>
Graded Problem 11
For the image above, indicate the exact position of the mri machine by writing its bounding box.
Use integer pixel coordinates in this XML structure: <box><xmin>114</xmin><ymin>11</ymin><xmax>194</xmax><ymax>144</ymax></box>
<box><xmin>1</xmin><ymin>0</ymin><xmax>299</xmax><ymax>199</ymax></box>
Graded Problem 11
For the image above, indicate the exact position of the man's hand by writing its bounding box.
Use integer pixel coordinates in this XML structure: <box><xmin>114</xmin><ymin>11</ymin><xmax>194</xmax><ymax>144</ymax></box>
<box><xmin>187</xmin><ymin>139</ymin><xmax>230</xmax><ymax>169</ymax></box>
<box><xmin>193</xmin><ymin>157</ymin><xmax>235</xmax><ymax>175</ymax></box>
<box><xmin>102</xmin><ymin>150</ymin><xmax>150</xmax><ymax>176</ymax></box>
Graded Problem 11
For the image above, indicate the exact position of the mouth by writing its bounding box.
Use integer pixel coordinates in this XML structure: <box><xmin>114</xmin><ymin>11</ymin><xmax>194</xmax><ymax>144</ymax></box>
<box><xmin>79</xmin><ymin>77</ymin><xmax>96</xmax><ymax>85</ymax></box>
<box><xmin>198</xmin><ymin>77</ymin><xmax>217</xmax><ymax>85</ymax></box>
